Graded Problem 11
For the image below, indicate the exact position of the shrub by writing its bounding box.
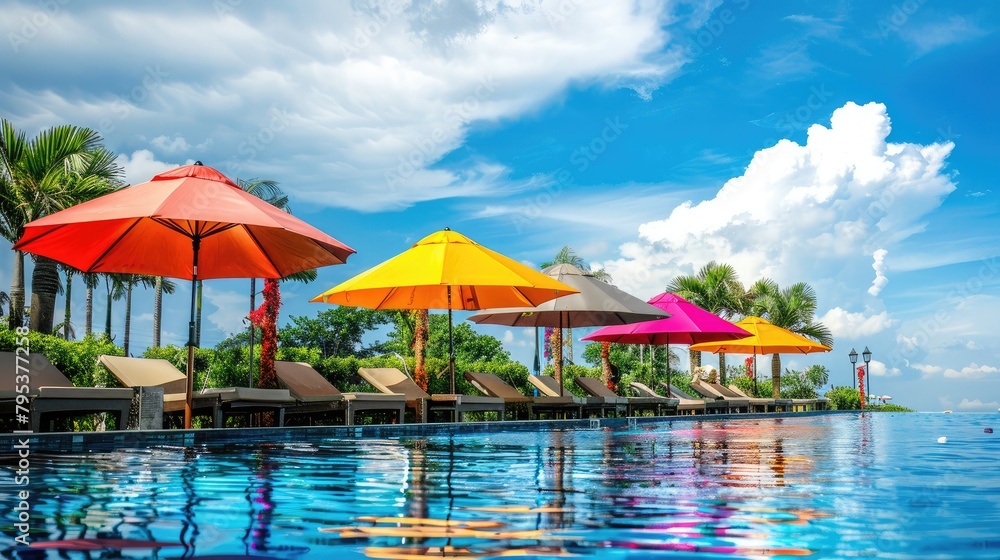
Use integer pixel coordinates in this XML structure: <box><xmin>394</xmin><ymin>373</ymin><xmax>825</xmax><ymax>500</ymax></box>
<box><xmin>825</xmin><ymin>386</ymin><xmax>861</xmax><ymax>410</ymax></box>
<box><xmin>0</xmin><ymin>326</ymin><xmax>122</xmax><ymax>387</ymax></box>
<box><xmin>866</xmin><ymin>403</ymin><xmax>914</xmax><ymax>412</ymax></box>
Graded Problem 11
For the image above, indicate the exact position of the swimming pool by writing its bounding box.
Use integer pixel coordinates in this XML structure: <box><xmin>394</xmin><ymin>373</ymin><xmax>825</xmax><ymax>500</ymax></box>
<box><xmin>2</xmin><ymin>412</ymin><xmax>998</xmax><ymax>558</ymax></box>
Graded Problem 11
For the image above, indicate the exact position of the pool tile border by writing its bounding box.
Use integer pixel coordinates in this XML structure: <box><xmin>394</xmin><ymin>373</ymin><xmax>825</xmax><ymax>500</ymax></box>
<box><xmin>0</xmin><ymin>411</ymin><xmax>853</xmax><ymax>453</ymax></box>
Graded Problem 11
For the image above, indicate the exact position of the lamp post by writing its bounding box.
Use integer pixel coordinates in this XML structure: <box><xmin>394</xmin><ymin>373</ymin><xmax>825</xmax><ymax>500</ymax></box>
<box><xmin>862</xmin><ymin>346</ymin><xmax>872</xmax><ymax>403</ymax></box>
<box><xmin>849</xmin><ymin>348</ymin><xmax>858</xmax><ymax>390</ymax></box>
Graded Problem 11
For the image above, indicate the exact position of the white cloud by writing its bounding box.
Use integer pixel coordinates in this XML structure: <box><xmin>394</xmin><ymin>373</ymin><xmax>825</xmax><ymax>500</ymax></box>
<box><xmin>202</xmin><ymin>286</ymin><xmax>249</xmax><ymax>338</ymax></box>
<box><xmin>957</xmin><ymin>398</ymin><xmax>1000</xmax><ymax>412</ymax></box>
<box><xmin>943</xmin><ymin>363</ymin><xmax>998</xmax><ymax>379</ymax></box>
<box><xmin>150</xmin><ymin>134</ymin><xmax>191</xmax><ymax>153</ymax></box>
<box><xmin>912</xmin><ymin>363</ymin><xmax>943</xmax><ymax>377</ymax></box>
<box><xmin>502</xmin><ymin>330</ymin><xmax>514</xmax><ymax>343</ymax></box>
<box><xmin>600</xmin><ymin>102</ymin><xmax>956</xmax><ymax>301</ymax></box>
<box><xmin>819</xmin><ymin>308</ymin><xmax>894</xmax><ymax>339</ymax></box>
<box><xmin>3</xmin><ymin>1</ymin><xmax>684</xmax><ymax>211</ymax></box>
<box><xmin>867</xmin><ymin>359</ymin><xmax>900</xmax><ymax>377</ymax></box>
<box><xmin>868</xmin><ymin>248</ymin><xmax>888</xmax><ymax>296</ymax></box>
<box><xmin>899</xmin><ymin>16</ymin><xmax>988</xmax><ymax>57</ymax></box>
<box><xmin>115</xmin><ymin>150</ymin><xmax>186</xmax><ymax>186</ymax></box>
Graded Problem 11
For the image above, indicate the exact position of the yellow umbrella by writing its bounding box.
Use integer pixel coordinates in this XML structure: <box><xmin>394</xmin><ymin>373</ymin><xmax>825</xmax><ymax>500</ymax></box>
<box><xmin>311</xmin><ymin>228</ymin><xmax>578</xmax><ymax>392</ymax></box>
<box><xmin>690</xmin><ymin>316</ymin><xmax>831</xmax><ymax>355</ymax></box>
<box><xmin>689</xmin><ymin>316</ymin><xmax>831</xmax><ymax>395</ymax></box>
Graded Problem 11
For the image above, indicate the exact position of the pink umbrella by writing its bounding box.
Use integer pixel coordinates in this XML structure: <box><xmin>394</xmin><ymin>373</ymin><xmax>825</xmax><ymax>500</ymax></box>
<box><xmin>582</xmin><ymin>293</ymin><xmax>749</xmax><ymax>390</ymax></box>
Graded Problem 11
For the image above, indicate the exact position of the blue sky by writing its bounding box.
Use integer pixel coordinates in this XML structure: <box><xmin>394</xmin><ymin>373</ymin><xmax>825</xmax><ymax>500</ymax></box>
<box><xmin>2</xmin><ymin>1</ymin><xmax>998</xmax><ymax>412</ymax></box>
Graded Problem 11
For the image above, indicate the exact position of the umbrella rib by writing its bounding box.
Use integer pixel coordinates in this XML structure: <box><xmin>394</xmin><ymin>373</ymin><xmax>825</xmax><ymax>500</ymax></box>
<box><xmin>85</xmin><ymin>218</ymin><xmax>145</xmax><ymax>273</ymax></box>
<box><xmin>242</xmin><ymin>225</ymin><xmax>283</xmax><ymax>278</ymax></box>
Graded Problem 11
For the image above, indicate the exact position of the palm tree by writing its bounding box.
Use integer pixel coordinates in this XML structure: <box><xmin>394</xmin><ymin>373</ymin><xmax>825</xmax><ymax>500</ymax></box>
<box><xmin>83</xmin><ymin>273</ymin><xmax>99</xmax><ymax>336</ymax></box>
<box><xmin>666</xmin><ymin>261</ymin><xmax>745</xmax><ymax>382</ymax></box>
<box><xmin>151</xmin><ymin>276</ymin><xmax>177</xmax><ymax>347</ymax></box>
<box><xmin>413</xmin><ymin>309</ymin><xmax>429</xmax><ymax>390</ymax></box>
<box><xmin>119</xmin><ymin>274</ymin><xmax>157</xmax><ymax>356</ymax></box>
<box><xmin>749</xmin><ymin>281</ymin><xmax>833</xmax><ymax>397</ymax></box>
<box><xmin>0</xmin><ymin>120</ymin><xmax>121</xmax><ymax>332</ymax></box>
<box><xmin>541</xmin><ymin>245</ymin><xmax>612</xmax><ymax>380</ymax></box>
<box><xmin>59</xmin><ymin>264</ymin><xmax>77</xmax><ymax>340</ymax></box>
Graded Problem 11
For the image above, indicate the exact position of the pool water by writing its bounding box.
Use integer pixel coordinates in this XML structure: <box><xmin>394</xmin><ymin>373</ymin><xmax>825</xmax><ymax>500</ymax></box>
<box><xmin>2</xmin><ymin>412</ymin><xmax>999</xmax><ymax>559</ymax></box>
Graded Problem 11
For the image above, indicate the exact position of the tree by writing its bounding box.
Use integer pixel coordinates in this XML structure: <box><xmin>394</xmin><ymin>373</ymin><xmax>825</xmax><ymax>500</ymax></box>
<box><xmin>666</xmin><ymin>261</ymin><xmax>745</xmax><ymax>382</ymax></box>
<box><xmin>82</xmin><ymin>273</ymin><xmax>99</xmax><ymax>336</ymax></box>
<box><xmin>424</xmin><ymin>314</ymin><xmax>510</xmax><ymax>365</ymax></box>
<box><xmin>60</xmin><ymin>265</ymin><xmax>76</xmax><ymax>340</ymax></box>
<box><xmin>280</xmin><ymin>307</ymin><xmax>392</xmax><ymax>357</ymax></box>
<box><xmin>119</xmin><ymin>274</ymin><xmax>157</xmax><ymax>356</ymax></box>
<box><xmin>0</xmin><ymin>119</ymin><xmax>122</xmax><ymax>331</ymax></box>
<box><xmin>749</xmin><ymin>281</ymin><xmax>833</xmax><ymax>398</ymax></box>
<box><xmin>151</xmin><ymin>276</ymin><xmax>177</xmax><ymax>347</ymax></box>
<box><xmin>412</xmin><ymin>309</ymin><xmax>429</xmax><ymax>390</ymax></box>
<box><xmin>540</xmin><ymin>245</ymin><xmax>611</xmax><ymax>379</ymax></box>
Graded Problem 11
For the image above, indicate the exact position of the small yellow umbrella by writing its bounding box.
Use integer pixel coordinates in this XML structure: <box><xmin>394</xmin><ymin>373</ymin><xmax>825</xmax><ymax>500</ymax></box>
<box><xmin>311</xmin><ymin>228</ymin><xmax>578</xmax><ymax>392</ymax></box>
<box><xmin>689</xmin><ymin>316</ymin><xmax>831</xmax><ymax>393</ymax></box>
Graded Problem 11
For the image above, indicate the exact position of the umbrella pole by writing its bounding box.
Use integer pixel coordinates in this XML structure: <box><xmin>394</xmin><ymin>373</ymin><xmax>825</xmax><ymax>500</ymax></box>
<box><xmin>559</xmin><ymin>313</ymin><xmax>564</xmax><ymax>396</ymax></box>
<box><xmin>664</xmin><ymin>338</ymin><xmax>670</xmax><ymax>393</ymax></box>
<box><xmin>184</xmin><ymin>238</ymin><xmax>200</xmax><ymax>430</ymax></box>
<box><xmin>448</xmin><ymin>286</ymin><xmax>455</xmax><ymax>395</ymax></box>
<box><xmin>533</xmin><ymin>326</ymin><xmax>540</xmax><ymax>375</ymax></box>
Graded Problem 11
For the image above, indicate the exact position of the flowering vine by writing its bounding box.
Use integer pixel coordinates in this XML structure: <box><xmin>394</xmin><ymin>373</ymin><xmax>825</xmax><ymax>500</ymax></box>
<box><xmin>249</xmin><ymin>278</ymin><xmax>281</xmax><ymax>398</ymax></box>
<box><xmin>857</xmin><ymin>365</ymin><xmax>866</xmax><ymax>409</ymax></box>
<box><xmin>745</xmin><ymin>356</ymin><xmax>755</xmax><ymax>378</ymax></box>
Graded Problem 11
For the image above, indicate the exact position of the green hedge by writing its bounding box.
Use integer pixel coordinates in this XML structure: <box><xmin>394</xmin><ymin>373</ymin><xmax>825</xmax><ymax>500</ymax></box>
<box><xmin>0</xmin><ymin>325</ymin><xmax>122</xmax><ymax>387</ymax></box>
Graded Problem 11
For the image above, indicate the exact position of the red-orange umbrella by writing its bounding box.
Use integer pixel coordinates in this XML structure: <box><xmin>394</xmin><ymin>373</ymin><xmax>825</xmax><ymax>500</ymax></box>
<box><xmin>14</xmin><ymin>162</ymin><xmax>355</xmax><ymax>427</ymax></box>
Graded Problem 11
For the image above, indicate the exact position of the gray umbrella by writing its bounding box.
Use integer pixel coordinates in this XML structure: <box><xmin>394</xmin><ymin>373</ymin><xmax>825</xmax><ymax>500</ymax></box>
<box><xmin>468</xmin><ymin>264</ymin><xmax>669</xmax><ymax>394</ymax></box>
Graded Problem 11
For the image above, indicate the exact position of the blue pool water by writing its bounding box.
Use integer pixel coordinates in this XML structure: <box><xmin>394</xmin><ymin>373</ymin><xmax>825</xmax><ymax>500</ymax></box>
<box><xmin>2</xmin><ymin>412</ymin><xmax>999</xmax><ymax>559</ymax></box>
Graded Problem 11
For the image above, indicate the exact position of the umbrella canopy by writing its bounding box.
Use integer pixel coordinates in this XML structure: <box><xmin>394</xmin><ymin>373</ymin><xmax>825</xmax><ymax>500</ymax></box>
<box><xmin>468</xmin><ymin>264</ymin><xmax>669</xmax><ymax>393</ymax></box>
<box><xmin>689</xmin><ymin>316</ymin><xmax>831</xmax><ymax>355</ymax></box>
<box><xmin>581</xmin><ymin>292</ymin><xmax>750</xmax><ymax>389</ymax></box>
<box><xmin>581</xmin><ymin>292</ymin><xmax>749</xmax><ymax>345</ymax></box>
<box><xmin>14</xmin><ymin>162</ymin><xmax>355</xmax><ymax>428</ymax></box>
<box><xmin>467</xmin><ymin>264</ymin><xmax>669</xmax><ymax>328</ymax></box>
<box><xmin>311</xmin><ymin>229</ymin><xmax>578</xmax><ymax>393</ymax></box>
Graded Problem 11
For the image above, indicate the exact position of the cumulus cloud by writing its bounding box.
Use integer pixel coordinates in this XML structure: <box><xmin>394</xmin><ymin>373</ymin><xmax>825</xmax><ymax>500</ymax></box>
<box><xmin>150</xmin><ymin>134</ymin><xmax>191</xmax><ymax>153</ymax></box>
<box><xmin>503</xmin><ymin>330</ymin><xmax>514</xmax><ymax>343</ymax></box>
<box><xmin>911</xmin><ymin>363</ymin><xmax>943</xmax><ymax>377</ymax></box>
<box><xmin>868</xmin><ymin>248</ymin><xmax>888</xmax><ymax>296</ymax></box>
<box><xmin>115</xmin><ymin>149</ymin><xmax>186</xmax><ymax>186</ymax></box>
<box><xmin>819</xmin><ymin>308</ymin><xmax>894</xmax><ymax>339</ymax></box>
<box><xmin>957</xmin><ymin>398</ymin><xmax>1000</xmax><ymax>412</ymax></box>
<box><xmin>867</xmin><ymin>359</ymin><xmax>900</xmax><ymax>377</ymax></box>
<box><xmin>943</xmin><ymin>363</ymin><xmax>998</xmax><ymax>379</ymax></box>
<box><xmin>1</xmin><ymin>1</ymin><xmax>684</xmax><ymax>211</ymax></box>
<box><xmin>203</xmin><ymin>286</ymin><xmax>249</xmax><ymax>338</ymax></box>
<box><xmin>600</xmin><ymin>101</ymin><xmax>956</xmax><ymax>298</ymax></box>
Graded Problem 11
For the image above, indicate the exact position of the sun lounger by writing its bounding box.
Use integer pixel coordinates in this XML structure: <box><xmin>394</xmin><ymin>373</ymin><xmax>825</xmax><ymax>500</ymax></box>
<box><xmin>464</xmin><ymin>371</ymin><xmax>582</xmax><ymax>420</ymax></box>
<box><xmin>274</xmin><ymin>361</ymin><xmax>405</xmax><ymax>425</ymax></box>
<box><xmin>529</xmin><ymin>374</ymin><xmax>623</xmax><ymax>418</ymax></box>
<box><xmin>575</xmin><ymin>376</ymin><xmax>677</xmax><ymax>416</ymax></box>
<box><xmin>357</xmin><ymin>368</ymin><xmax>504</xmax><ymax>423</ymax></box>
<box><xmin>688</xmin><ymin>379</ymin><xmax>750</xmax><ymax>413</ymax></box>
<box><xmin>723</xmin><ymin>384</ymin><xmax>791</xmax><ymax>412</ymax></box>
<box><xmin>630</xmin><ymin>381</ymin><xmax>704</xmax><ymax>415</ymax></box>
<box><xmin>724</xmin><ymin>384</ymin><xmax>827</xmax><ymax>412</ymax></box>
<box><xmin>1</xmin><ymin>352</ymin><xmax>134</xmax><ymax>432</ymax></box>
<box><xmin>99</xmin><ymin>355</ymin><xmax>295</xmax><ymax>428</ymax></box>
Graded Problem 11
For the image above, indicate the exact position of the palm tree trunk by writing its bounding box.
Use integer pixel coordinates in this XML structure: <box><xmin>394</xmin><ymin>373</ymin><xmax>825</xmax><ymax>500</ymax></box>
<box><xmin>600</xmin><ymin>342</ymin><xmax>611</xmax><ymax>386</ymax></box>
<box><xmin>153</xmin><ymin>276</ymin><xmax>163</xmax><ymax>347</ymax></box>
<box><xmin>123</xmin><ymin>283</ymin><xmax>133</xmax><ymax>356</ymax></box>
<box><xmin>689</xmin><ymin>348</ymin><xmax>701</xmax><ymax>373</ymax></box>
<box><xmin>413</xmin><ymin>309</ymin><xmax>429</xmax><ymax>390</ymax></box>
<box><xmin>719</xmin><ymin>353</ymin><xmax>727</xmax><ymax>384</ymax></box>
<box><xmin>771</xmin><ymin>353</ymin><xmax>781</xmax><ymax>398</ymax></box>
<box><xmin>195</xmin><ymin>280</ymin><xmax>203</xmax><ymax>346</ymax></box>
<box><xmin>8</xmin><ymin>251</ymin><xmax>25</xmax><ymax>329</ymax></box>
<box><xmin>29</xmin><ymin>256</ymin><xmax>60</xmax><ymax>334</ymax></box>
<box><xmin>63</xmin><ymin>270</ymin><xmax>73</xmax><ymax>340</ymax></box>
<box><xmin>85</xmin><ymin>278</ymin><xmax>93</xmax><ymax>336</ymax></box>
<box><xmin>105</xmin><ymin>278</ymin><xmax>113</xmax><ymax>338</ymax></box>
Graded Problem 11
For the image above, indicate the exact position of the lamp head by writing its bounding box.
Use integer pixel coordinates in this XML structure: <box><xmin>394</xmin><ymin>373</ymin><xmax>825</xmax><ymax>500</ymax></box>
<box><xmin>862</xmin><ymin>346</ymin><xmax>872</xmax><ymax>364</ymax></box>
<box><xmin>849</xmin><ymin>348</ymin><xmax>858</xmax><ymax>364</ymax></box>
